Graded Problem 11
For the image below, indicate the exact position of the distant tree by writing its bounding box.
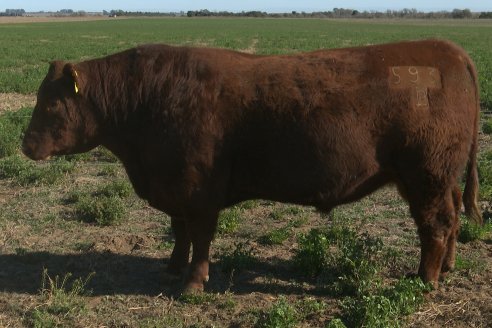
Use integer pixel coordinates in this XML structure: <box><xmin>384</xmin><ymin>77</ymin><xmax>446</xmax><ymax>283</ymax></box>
<box><xmin>72</xmin><ymin>11</ymin><xmax>87</xmax><ymax>17</ymax></box>
<box><xmin>109</xmin><ymin>9</ymin><xmax>124</xmax><ymax>16</ymax></box>
<box><xmin>479</xmin><ymin>11</ymin><xmax>492</xmax><ymax>18</ymax></box>
<box><xmin>462</xmin><ymin>9</ymin><xmax>473</xmax><ymax>18</ymax></box>
<box><xmin>452</xmin><ymin>8</ymin><xmax>472</xmax><ymax>18</ymax></box>
<box><xmin>5</xmin><ymin>9</ymin><xmax>25</xmax><ymax>16</ymax></box>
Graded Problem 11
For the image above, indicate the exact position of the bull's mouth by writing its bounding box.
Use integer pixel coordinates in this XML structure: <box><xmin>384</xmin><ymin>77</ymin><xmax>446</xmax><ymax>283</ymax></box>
<box><xmin>21</xmin><ymin>142</ymin><xmax>52</xmax><ymax>161</ymax></box>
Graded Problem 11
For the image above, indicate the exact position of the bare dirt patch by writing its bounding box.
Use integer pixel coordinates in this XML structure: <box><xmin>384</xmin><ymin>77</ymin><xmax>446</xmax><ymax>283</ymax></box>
<box><xmin>241</xmin><ymin>38</ymin><xmax>259</xmax><ymax>54</ymax></box>
<box><xmin>0</xmin><ymin>93</ymin><xmax>36</xmax><ymax>113</ymax></box>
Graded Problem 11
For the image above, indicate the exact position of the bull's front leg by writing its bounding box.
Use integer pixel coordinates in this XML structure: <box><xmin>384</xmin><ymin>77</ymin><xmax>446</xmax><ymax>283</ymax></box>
<box><xmin>167</xmin><ymin>217</ymin><xmax>191</xmax><ymax>275</ymax></box>
<box><xmin>183</xmin><ymin>212</ymin><xmax>218</xmax><ymax>293</ymax></box>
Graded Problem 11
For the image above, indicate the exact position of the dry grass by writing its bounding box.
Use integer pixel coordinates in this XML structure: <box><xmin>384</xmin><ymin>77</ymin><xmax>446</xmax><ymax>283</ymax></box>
<box><xmin>0</xmin><ymin>93</ymin><xmax>36</xmax><ymax>113</ymax></box>
<box><xmin>0</xmin><ymin>16</ymin><xmax>119</xmax><ymax>25</ymax></box>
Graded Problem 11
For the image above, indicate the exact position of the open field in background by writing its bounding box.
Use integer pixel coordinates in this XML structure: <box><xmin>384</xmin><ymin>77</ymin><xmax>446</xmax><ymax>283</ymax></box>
<box><xmin>0</xmin><ymin>18</ymin><xmax>491</xmax><ymax>109</ymax></box>
<box><xmin>0</xmin><ymin>18</ymin><xmax>491</xmax><ymax>327</ymax></box>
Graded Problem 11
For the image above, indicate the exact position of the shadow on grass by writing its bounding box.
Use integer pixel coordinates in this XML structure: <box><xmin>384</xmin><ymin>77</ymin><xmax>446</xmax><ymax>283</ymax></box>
<box><xmin>0</xmin><ymin>251</ymin><xmax>321</xmax><ymax>297</ymax></box>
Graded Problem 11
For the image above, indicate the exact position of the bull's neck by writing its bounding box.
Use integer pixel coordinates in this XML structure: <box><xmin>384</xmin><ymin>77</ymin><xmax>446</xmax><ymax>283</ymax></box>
<box><xmin>82</xmin><ymin>56</ymin><xmax>150</xmax><ymax>129</ymax></box>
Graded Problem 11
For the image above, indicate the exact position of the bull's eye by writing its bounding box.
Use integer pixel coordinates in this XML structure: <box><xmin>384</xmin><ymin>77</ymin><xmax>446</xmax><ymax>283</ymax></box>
<box><xmin>46</xmin><ymin>100</ymin><xmax>60</xmax><ymax>111</ymax></box>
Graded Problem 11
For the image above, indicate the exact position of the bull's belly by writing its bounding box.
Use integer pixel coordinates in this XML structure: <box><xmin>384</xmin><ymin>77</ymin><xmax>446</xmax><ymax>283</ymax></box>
<box><xmin>227</xmin><ymin>164</ymin><xmax>390</xmax><ymax>210</ymax></box>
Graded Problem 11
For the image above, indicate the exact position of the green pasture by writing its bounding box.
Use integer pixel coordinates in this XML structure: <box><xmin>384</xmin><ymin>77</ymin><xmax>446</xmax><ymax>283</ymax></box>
<box><xmin>0</xmin><ymin>18</ymin><xmax>491</xmax><ymax>109</ymax></box>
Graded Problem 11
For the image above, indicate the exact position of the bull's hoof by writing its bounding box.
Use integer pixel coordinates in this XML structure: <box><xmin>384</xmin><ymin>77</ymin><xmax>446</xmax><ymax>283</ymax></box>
<box><xmin>440</xmin><ymin>263</ymin><xmax>455</xmax><ymax>280</ymax></box>
<box><xmin>439</xmin><ymin>269</ymin><xmax>453</xmax><ymax>282</ymax></box>
<box><xmin>181</xmin><ymin>282</ymin><xmax>205</xmax><ymax>295</ymax></box>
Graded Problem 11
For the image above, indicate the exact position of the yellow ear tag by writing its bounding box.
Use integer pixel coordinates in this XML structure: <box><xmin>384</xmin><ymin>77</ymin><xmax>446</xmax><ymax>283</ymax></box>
<box><xmin>73</xmin><ymin>70</ymin><xmax>79</xmax><ymax>94</ymax></box>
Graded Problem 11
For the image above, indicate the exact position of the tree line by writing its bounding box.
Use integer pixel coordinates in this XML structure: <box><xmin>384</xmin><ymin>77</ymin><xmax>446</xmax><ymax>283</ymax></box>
<box><xmin>185</xmin><ymin>8</ymin><xmax>492</xmax><ymax>19</ymax></box>
<box><xmin>1</xmin><ymin>9</ymin><xmax>25</xmax><ymax>16</ymax></box>
<box><xmin>2</xmin><ymin>8</ymin><xmax>492</xmax><ymax>19</ymax></box>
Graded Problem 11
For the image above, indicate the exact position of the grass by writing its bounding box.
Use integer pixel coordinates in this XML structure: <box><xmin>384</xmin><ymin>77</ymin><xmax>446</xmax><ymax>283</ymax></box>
<box><xmin>478</xmin><ymin>150</ymin><xmax>492</xmax><ymax>202</ymax></box>
<box><xmin>218</xmin><ymin>242</ymin><xmax>257</xmax><ymax>274</ymax></box>
<box><xmin>259</xmin><ymin>227</ymin><xmax>292</xmax><ymax>245</ymax></box>
<box><xmin>0</xmin><ymin>107</ymin><xmax>32</xmax><ymax>158</ymax></box>
<box><xmin>292</xmin><ymin>221</ymin><xmax>431</xmax><ymax>327</ymax></box>
<box><xmin>459</xmin><ymin>216</ymin><xmax>492</xmax><ymax>243</ymax></box>
<box><xmin>74</xmin><ymin>195</ymin><xmax>126</xmax><ymax>226</ymax></box>
<box><xmin>338</xmin><ymin>278</ymin><xmax>429</xmax><ymax>328</ymax></box>
<box><xmin>257</xmin><ymin>296</ymin><xmax>326</xmax><ymax>328</ymax></box>
<box><xmin>28</xmin><ymin>269</ymin><xmax>94</xmax><ymax>328</ymax></box>
<box><xmin>483</xmin><ymin>117</ymin><xmax>492</xmax><ymax>134</ymax></box>
<box><xmin>0</xmin><ymin>155</ymin><xmax>76</xmax><ymax>186</ymax></box>
<box><xmin>455</xmin><ymin>253</ymin><xmax>486</xmax><ymax>273</ymax></box>
<box><xmin>178</xmin><ymin>292</ymin><xmax>218</xmax><ymax>305</ymax></box>
<box><xmin>68</xmin><ymin>180</ymin><xmax>132</xmax><ymax>226</ymax></box>
<box><xmin>257</xmin><ymin>296</ymin><xmax>298</xmax><ymax>328</ymax></box>
<box><xmin>293</xmin><ymin>228</ymin><xmax>331</xmax><ymax>277</ymax></box>
<box><xmin>294</xmin><ymin>224</ymin><xmax>384</xmax><ymax>296</ymax></box>
<box><xmin>217</xmin><ymin>207</ymin><xmax>241</xmax><ymax>234</ymax></box>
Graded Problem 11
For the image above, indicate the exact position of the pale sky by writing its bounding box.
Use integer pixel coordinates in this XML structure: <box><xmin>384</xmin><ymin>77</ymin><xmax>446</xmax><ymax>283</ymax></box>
<box><xmin>1</xmin><ymin>0</ymin><xmax>490</xmax><ymax>13</ymax></box>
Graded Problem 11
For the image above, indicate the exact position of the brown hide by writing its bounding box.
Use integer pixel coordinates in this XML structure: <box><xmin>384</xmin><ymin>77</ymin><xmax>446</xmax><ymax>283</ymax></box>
<box><xmin>22</xmin><ymin>39</ymin><xmax>482</xmax><ymax>291</ymax></box>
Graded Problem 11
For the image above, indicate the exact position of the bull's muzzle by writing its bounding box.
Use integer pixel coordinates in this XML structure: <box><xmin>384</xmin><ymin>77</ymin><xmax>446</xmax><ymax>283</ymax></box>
<box><xmin>22</xmin><ymin>134</ymin><xmax>50</xmax><ymax>161</ymax></box>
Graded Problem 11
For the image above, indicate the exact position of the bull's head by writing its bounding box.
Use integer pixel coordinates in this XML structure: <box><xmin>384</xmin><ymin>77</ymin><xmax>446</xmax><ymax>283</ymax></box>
<box><xmin>22</xmin><ymin>61</ymin><xmax>101</xmax><ymax>160</ymax></box>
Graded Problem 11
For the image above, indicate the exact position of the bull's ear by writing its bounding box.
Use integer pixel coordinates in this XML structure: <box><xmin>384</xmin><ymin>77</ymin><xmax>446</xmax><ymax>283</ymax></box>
<box><xmin>48</xmin><ymin>60</ymin><xmax>64</xmax><ymax>77</ymax></box>
<box><xmin>62</xmin><ymin>63</ymin><xmax>81</xmax><ymax>94</ymax></box>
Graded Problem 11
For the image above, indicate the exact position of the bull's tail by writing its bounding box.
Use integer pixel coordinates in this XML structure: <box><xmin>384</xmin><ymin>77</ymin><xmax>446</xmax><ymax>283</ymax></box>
<box><xmin>462</xmin><ymin>57</ymin><xmax>483</xmax><ymax>225</ymax></box>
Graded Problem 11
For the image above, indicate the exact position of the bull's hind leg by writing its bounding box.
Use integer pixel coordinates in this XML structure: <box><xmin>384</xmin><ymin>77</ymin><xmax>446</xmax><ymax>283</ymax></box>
<box><xmin>402</xmin><ymin>180</ymin><xmax>457</xmax><ymax>288</ymax></box>
<box><xmin>167</xmin><ymin>217</ymin><xmax>191</xmax><ymax>275</ymax></box>
<box><xmin>440</xmin><ymin>185</ymin><xmax>462</xmax><ymax>279</ymax></box>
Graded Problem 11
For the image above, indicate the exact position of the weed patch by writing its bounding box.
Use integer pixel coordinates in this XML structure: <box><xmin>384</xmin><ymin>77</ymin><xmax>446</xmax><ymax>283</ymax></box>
<box><xmin>0</xmin><ymin>155</ymin><xmax>75</xmax><ymax>186</ymax></box>
<box><xmin>97</xmin><ymin>179</ymin><xmax>133</xmax><ymax>198</ymax></box>
<box><xmin>218</xmin><ymin>242</ymin><xmax>257</xmax><ymax>274</ymax></box>
<box><xmin>259</xmin><ymin>227</ymin><xmax>292</xmax><ymax>245</ymax></box>
<box><xmin>482</xmin><ymin>117</ymin><xmax>492</xmax><ymax>134</ymax></box>
<box><xmin>338</xmin><ymin>278</ymin><xmax>429</xmax><ymax>328</ymax></box>
<box><xmin>69</xmin><ymin>180</ymin><xmax>132</xmax><ymax>226</ymax></box>
<box><xmin>327</xmin><ymin>232</ymin><xmax>383</xmax><ymax>296</ymax></box>
<box><xmin>27</xmin><ymin>269</ymin><xmax>93</xmax><ymax>328</ymax></box>
<box><xmin>178</xmin><ymin>292</ymin><xmax>218</xmax><ymax>305</ymax></box>
<box><xmin>139</xmin><ymin>316</ymin><xmax>186</xmax><ymax>328</ymax></box>
<box><xmin>455</xmin><ymin>253</ymin><xmax>486</xmax><ymax>273</ymax></box>
<box><xmin>458</xmin><ymin>216</ymin><xmax>492</xmax><ymax>243</ymax></box>
<box><xmin>257</xmin><ymin>296</ymin><xmax>298</xmax><ymax>328</ymax></box>
<box><xmin>257</xmin><ymin>296</ymin><xmax>326</xmax><ymax>328</ymax></box>
<box><xmin>478</xmin><ymin>150</ymin><xmax>492</xmax><ymax>201</ymax></box>
<box><xmin>294</xmin><ymin>224</ymin><xmax>383</xmax><ymax>295</ymax></box>
<box><xmin>75</xmin><ymin>194</ymin><xmax>125</xmax><ymax>226</ymax></box>
<box><xmin>217</xmin><ymin>207</ymin><xmax>241</xmax><ymax>234</ymax></box>
<box><xmin>294</xmin><ymin>223</ymin><xmax>429</xmax><ymax>327</ymax></box>
<box><xmin>293</xmin><ymin>229</ymin><xmax>330</xmax><ymax>277</ymax></box>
